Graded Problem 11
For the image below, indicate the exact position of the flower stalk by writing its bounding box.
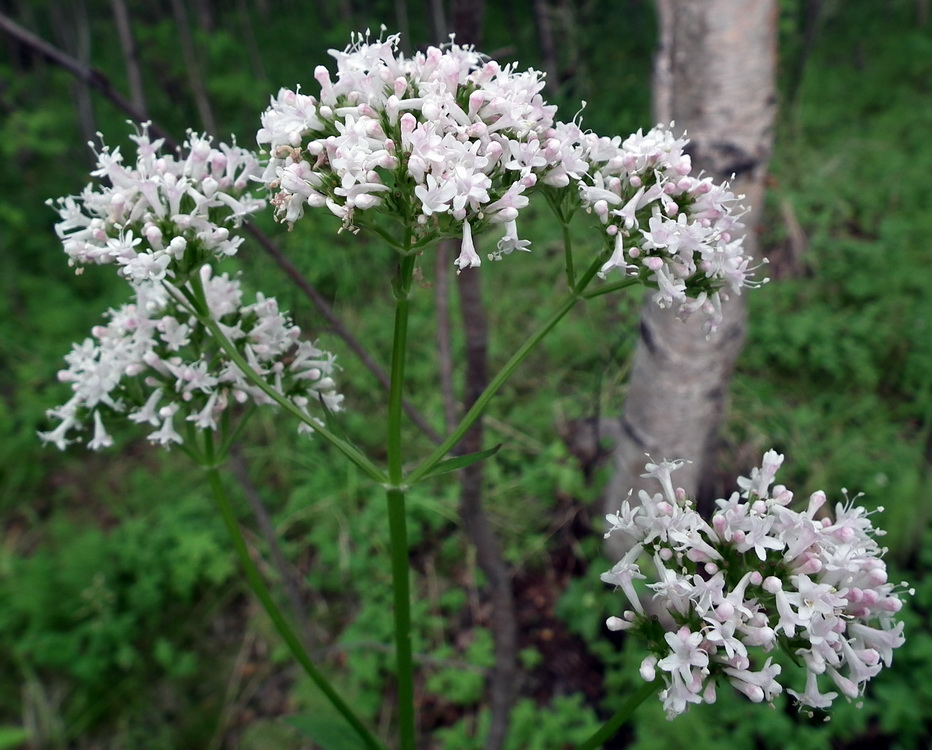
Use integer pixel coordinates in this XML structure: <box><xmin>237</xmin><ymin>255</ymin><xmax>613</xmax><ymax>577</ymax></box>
<box><xmin>386</xmin><ymin>249</ymin><xmax>418</xmax><ymax>749</ymax></box>
<box><xmin>573</xmin><ymin>681</ymin><xmax>656</xmax><ymax>750</ymax></box>
<box><xmin>205</xmin><ymin>457</ymin><xmax>384</xmax><ymax>750</ymax></box>
<box><xmin>406</xmin><ymin>252</ymin><xmax>622</xmax><ymax>486</ymax></box>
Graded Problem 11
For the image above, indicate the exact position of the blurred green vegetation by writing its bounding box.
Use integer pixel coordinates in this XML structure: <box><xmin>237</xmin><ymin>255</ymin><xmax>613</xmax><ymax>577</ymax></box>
<box><xmin>0</xmin><ymin>0</ymin><xmax>930</xmax><ymax>748</ymax></box>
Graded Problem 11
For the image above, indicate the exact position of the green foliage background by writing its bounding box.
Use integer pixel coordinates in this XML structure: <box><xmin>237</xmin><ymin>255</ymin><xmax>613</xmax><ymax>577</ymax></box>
<box><xmin>0</xmin><ymin>0</ymin><xmax>930</xmax><ymax>748</ymax></box>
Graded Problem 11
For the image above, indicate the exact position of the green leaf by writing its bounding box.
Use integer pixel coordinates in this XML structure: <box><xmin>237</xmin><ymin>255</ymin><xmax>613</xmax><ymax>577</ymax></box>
<box><xmin>0</xmin><ymin>727</ymin><xmax>28</xmax><ymax>749</ymax></box>
<box><xmin>418</xmin><ymin>444</ymin><xmax>502</xmax><ymax>480</ymax></box>
<box><xmin>285</xmin><ymin>715</ymin><xmax>368</xmax><ymax>750</ymax></box>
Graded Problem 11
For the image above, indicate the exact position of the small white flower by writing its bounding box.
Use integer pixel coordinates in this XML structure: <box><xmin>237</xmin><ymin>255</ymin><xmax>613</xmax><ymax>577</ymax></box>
<box><xmin>454</xmin><ymin>220</ymin><xmax>481</xmax><ymax>272</ymax></box>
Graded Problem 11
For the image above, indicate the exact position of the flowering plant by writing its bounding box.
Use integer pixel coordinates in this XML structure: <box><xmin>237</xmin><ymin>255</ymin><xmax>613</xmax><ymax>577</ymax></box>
<box><xmin>603</xmin><ymin>452</ymin><xmax>908</xmax><ymax>719</ymax></box>
<box><xmin>39</xmin><ymin>30</ymin><xmax>903</xmax><ymax>750</ymax></box>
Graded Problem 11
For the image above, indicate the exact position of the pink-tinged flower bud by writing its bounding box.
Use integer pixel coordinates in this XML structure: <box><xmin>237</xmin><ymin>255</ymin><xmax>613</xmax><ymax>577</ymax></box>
<box><xmin>763</xmin><ymin>576</ymin><xmax>782</xmax><ymax>594</ymax></box>
<box><xmin>715</xmin><ymin>601</ymin><xmax>735</xmax><ymax>621</ymax></box>
<box><xmin>878</xmin><ymin>597</ymin><xmax>903</xmax><ymax>613</ymax></box>
<box><xmin>640</xmin><ymin>655</ymin><xmax>658</xmax><ymax>681</ymax></box>
<box><xmin>732</xmin><ymin>681</ymin><xmax>765</xmax><ymax>703</ymax></box>
<box><xmin>145</xmin><ymin>224</ymin><xmax>163</xmax><ymax>247</ymax></box>
<box><xmin>606</xmin><ymin>615</ymin><xmax>631</xmax><ymax>631</ymax></box>
<box><xmin>400</xmin><ymin>113</ymin><xmax>416</xmax><ymax>137</ymax></box>
<box><xmin>807</xmin><ymin>490</ymin><xmax>827</xmax><ymax>516</ymax></box>
<box><xmin>794</xmin><ymin>557</ymin><xmax>822</xmax><ymax>576</ymax></box>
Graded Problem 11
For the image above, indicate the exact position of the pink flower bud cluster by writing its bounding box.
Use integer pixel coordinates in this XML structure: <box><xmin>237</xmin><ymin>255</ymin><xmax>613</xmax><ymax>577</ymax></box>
<box><xmin>602</xmin><ymin>451</ymin><xmax>908</xmax><ymax>719</ymax></box>
<box><xmin>48</xmin><ymin>125</ymin><xmax>265</xmax><ymax>283</ymax></box>
<box><xmin>579</xmin><ymin>125</ymin><xmax>762</xmax><ymax>332</ymax></box>
<box><xmin>39</xmin><ymin>268</ymin><xmax>343</xmax><ymax>451</ymax></box>
<box><xmin>257</xmin><ymin>31</ymin><xmax>589</xmax><ymax>270</ymax></box>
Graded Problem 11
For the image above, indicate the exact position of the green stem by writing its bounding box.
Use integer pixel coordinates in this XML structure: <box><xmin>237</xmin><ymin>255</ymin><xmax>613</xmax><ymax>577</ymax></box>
<box><xmin>180</xmin><ymin>274</ymin><xmax>387</xmax><ymax>485</ymax></box>
<box><xmin>582</xmin><ymin>276</ymin><xmax>642</xmax><ymax>299</ymax></box>
<box><xmin>406</xmin><ymin>252</ymin><xmax>606</xmax><ymax>486</ymax></box>
<box><xmin>386</xmin><ymin>487</ymin><xmax>416</xmax><ymax>747</ymax></box>
<box><xmin>562</xmin><ymin>221</ymin><xmax>576</xmax><ymax>288</ymax></box>
<box><xmin>573</xmin><ymin>681</ymin><xmax>656</xmax><ymax>750</ymax></box>
<box><xmin>204</xmin><ymin>463</ymin><xmax>385</xmax><ymax>750</ymax></box>
<box><xmin>386</xmin><ymin>250</ymin><xmax>418</xmax><ymax>750</ymax></box>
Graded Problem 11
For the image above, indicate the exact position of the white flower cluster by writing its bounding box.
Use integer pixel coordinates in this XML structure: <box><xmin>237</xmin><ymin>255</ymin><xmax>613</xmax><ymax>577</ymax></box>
<box><xmin>257</xmin><ymin>31</ymin><xmax>588</xmax><ymax>270</ymax></box>
<box><xmin>40</xmin><ymin>267</ymin><xmax>343</xmax><ymax>451</ymax></box>
<box><xmin>602</xmin><ymin>451</ymin><xmax>908</xmax><ymax>719</ymax></box>
<box><xmin>579</xmin><ymin>125</ymin><xmax>760</xmax><ymax>330</ymax></box>
<box><xmin>257</xmin><ymin>31</ymin><xmax>758</xmax><ymax>329</ymax></box>
<box><xmin>48</xmin><ymin>125</ymin><xmax>265</xmax><ymax>283</ymax></box>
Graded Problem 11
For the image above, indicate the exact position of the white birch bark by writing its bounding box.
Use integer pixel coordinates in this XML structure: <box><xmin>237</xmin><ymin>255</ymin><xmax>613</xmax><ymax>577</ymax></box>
<box><xmin>604</xmin><ymin>0</ymin><xmax>778</xmax><ymax>557</ymax></box>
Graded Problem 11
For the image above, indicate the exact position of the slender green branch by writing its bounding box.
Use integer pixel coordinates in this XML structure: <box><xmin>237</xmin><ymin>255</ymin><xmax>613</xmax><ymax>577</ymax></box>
<box><xmin>543</xmin><ymin>187</ymin><xmax>577</xmax><ymax>288</ymax></box>
<box><xmin>204</xmin><ymin>463</ymin><xmax>385</xmax><ymax>750</ymax></box>
<box><xmin>386</xmin><ymin>249</ymin><xmax>418</xmax><ymax>750</ymax></box>
<box><xmin>179</xmin><ymin>274</ymin><xmax>387</xmax><ymax>485</ymax></box>
<box><xmin>355</xmin><ymin>219</ymin><xmax>406</xmax><ymax>251</ymax></box>
<box><xmin>388</xmin><ymin>253</ymin><xmax>417</xmax><ymax>485</ymax></box>
<box><xmin>573</xmin><ymin>680</ymin><xmax>656</xmax><ymax>750</ymax></box>
<box><xmin>562</xmin><ymin>221</ymin><xmax>576</xmax><ymax>288</ymax></box>
<box><xmin>216</xmin><ymin>404</ymin><xmax>257</xmax><ymax>460</ymax></box>
<box><xmin>582</xmin><ymin>276</ymin><xmax>642</xmax><ymax>299</ymax></box>
<box><xmin>406</xmin><ymin>252</ymin><xmax>606</xmax><ymax>486</ymax></box>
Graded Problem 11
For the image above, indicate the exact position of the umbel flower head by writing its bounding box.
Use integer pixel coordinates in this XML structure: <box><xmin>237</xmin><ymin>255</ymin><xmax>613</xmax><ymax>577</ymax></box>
<box><xmin>39</xmin><ymin>267</ymin><xmax>343</xmax><ymax>451</ymax></box>
<box><xmin>258</xmin><ymin>30</ymin><xmax>759</xmax><ymax>331</ymax></box>
<box><xmin>602</xmin><ymin>452</ymin><xmax>908</xmax><ymax>719</ymax></box>
<box><xmin>48</xmin><ymin>124</ymin><xmax>265</xmax><ymax>285</ymax></box>
<box><xmin>258</xmin><ymin>29</ymin><xmax>581</xmax><ymax>270</ymax></box>
<box><xmin>579</xmin><ymin>124</ymin><xmax>762</xmax><ymax>331</ymax></box>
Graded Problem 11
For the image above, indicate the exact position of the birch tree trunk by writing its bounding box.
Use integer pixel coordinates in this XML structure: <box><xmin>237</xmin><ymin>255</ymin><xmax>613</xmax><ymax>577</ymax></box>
<box><xmin>604</xmin><ymin>0</ymin><xmax>778</xmax><ymax>556</ymax></box>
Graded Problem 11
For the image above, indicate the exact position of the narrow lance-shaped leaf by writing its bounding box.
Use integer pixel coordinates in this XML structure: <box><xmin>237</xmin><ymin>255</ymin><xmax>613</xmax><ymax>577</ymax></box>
<box><xmin>417</xmin><ymin>443</ymin><xmax>502</xmax><ymax>480</ymax></box>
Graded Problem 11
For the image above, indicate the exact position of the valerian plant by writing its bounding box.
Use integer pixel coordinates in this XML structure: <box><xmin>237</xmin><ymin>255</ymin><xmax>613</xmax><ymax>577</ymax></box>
<box><xmin>40</xmin><ymin>31</ymin><xmax>907</xmax><ymax>750</ymax></box>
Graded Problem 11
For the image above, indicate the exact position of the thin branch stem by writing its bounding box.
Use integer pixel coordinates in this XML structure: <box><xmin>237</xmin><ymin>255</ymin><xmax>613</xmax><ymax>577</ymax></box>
<box><xmin>243</xmin><ymin>224</ymin><xmax>442</xmax><ymax>444</ymax></box>
<box><xmin>406</xmin><ymin>252</ymin><xmax>606</xmax><ymax>486</ymax></box>
<box><xmin>562</xmin><ymin>221</ymin><xmax>576</xmax><ymax>288</ymax></box>
<box><xmin>582</xmin><ymin>276</ymin><xmax>642</xmax><ymax>299</ymax></box>
<box><xmin>204</xmin><ymin>463</ymin><xmax>384</xmax><ymax>750</ymax></box>
<box><xmin>572</xmin><ymin>680</ymin><xmax>655</xmax><ymax>750</ymax></box>
<box><xmin>386</xmin><ymin>249</ymin><xmax>418</xmax><ymax>750</ymax></box>
<box><xmin>180</xmin><ymin>275</ymin><xmax>387</xmax><ymax>485</ymax></box>
<box><xmin>228</xmin><ymin>445</ymin><xmax>317</xmax><ymax>650</ymax></box>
